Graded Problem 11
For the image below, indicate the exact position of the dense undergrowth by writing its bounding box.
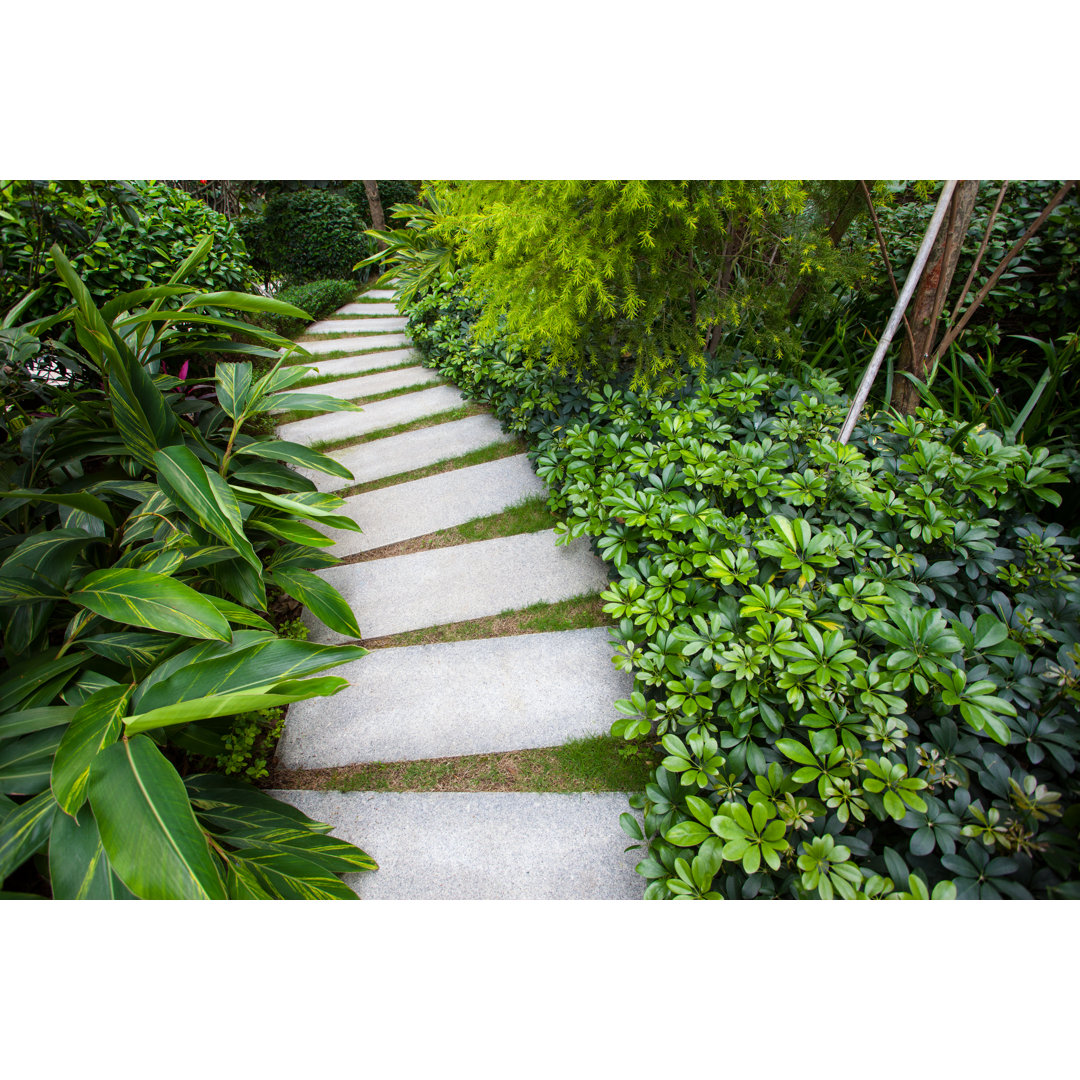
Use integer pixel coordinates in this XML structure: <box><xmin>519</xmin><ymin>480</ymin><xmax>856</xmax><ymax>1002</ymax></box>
<box><xmin>406</xmin><ymin>273</ymin><xmax>1080</xmax><ymax>899</ymax></box>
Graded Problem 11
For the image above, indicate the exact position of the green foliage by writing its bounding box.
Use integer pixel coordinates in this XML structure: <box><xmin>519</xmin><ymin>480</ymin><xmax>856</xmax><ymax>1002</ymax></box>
<box><xmin>433</xmin><ymin>180</ymin><xmax>871</xmax><ymax>388</ymax></box>
<box><xmin>0</xmin><ymin>180</ymin><xmax>255</xmax><ymax>324</ymax></box>
<box><xmin>261</xmin><ymin>189</ymin><xmax>370</xmax><ymax>285</ymax></box>
<box><xmin>408</xmin><ymin>276</ymin><xmax>1080</xmax><ymax>900</ymax></box>
<box><xmin>250</xmin><ymin>279</ymin><xmax>358</xmax><ymax>338</ymax></box>
<box><xmin>0</xmin><ymin>243</ymin><xmax>376</xmax><ymax>899</ymax></box>
<box><xmin>346</xmin><ymin>180</ymin><xmax>421</xmax><ymax>227</ymax></box>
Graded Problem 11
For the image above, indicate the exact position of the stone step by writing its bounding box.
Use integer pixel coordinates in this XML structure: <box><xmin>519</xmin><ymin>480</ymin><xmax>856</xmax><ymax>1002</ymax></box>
<box><xmin>300</xmin><ymin>414</ymin><xmax>516</xmax><ymax>493</ymax></box>
<box><xmin>305</xmin><ymin>316</ymin><xmax>408</xmax><ymax>335</ymax></box>
<box><xmin>316</xmin><ymin>454</ymin><xmax>549</xmax><ymax>555</ymax></box>
<box><xmin>356</xmin><ymin>289</ymin><xmax>397</xmax><ymax>300</ymax></box>
<box><xmin>295</xmin><ymin>333</ymin><xmax>412</xmax><ymax>356</ymax></box>
<box><xmin>268</xmin><ymin>790</ymin><xmax>644</xmax><ymax>899</ymax></box>
<box><xmin>336</xmin><ymin>302</ymin><xmax>400</xmax><ymax>316</ymax></box>
<box><xmin>276</xmin><ymin>627</ymin><xmax>630</xmax><ymax>767</ymax></box>
<box><xmin>305</xmin><ymin>529</ymin><xmax>612</xmax><ymax>643</ymax></box>
<box><xmin>301</xmin><ymin>348</ymin><xmax>421</xmax><ymax>380</ymax></box>
<box><xmin>279</xmin><ymin>366</ymin><xmax>441</xmax><ymax>410</ymax></box>
<box><xmin>276</xmin><ymin>384</ymin><xmax>467</xmax><ymax>448</ymax></box>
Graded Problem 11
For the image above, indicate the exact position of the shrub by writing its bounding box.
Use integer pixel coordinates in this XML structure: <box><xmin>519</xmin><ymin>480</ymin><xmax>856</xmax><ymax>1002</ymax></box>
<box><xmin>0</xmin><ymin>180</ymin><xmax>255</xmax><ymax>323</ymax></box>
<box><xmin>250</xmin><ymin>279</ymin><xmax>358</xmax><ymax>338</ymax></box>
<box><xmin>0</xmin><ymin>242</ymin><xmax>378</xmax><ymax>899</ymax></box>
<box><xmin>406</xmin><ymin>274</ymin><xmax>1080</xmax><ymax>900</ymax></box>
<box><xmin>262</xmin><ymin>188</ymin><xmax>370</xmax><ymax>284</ymax></box>
<box><xmin>347</xmin><ymin>180</ymin><xmax>421</xmax><ymax>227</ymax></box>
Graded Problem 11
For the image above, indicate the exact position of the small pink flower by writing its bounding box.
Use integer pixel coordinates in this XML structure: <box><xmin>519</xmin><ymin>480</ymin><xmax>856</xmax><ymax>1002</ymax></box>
<box><xmin>178</xmin><ymin>360</ymin><xmax>190</xmax><ymax>381</ymax></box>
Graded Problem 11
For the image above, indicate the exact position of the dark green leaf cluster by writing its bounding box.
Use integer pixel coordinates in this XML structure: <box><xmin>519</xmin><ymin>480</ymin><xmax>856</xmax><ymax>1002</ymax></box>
<box><xmin>0</xmin><ymin>180</ymin><xmax>255</xmax><ymax>325</ymax></box>
<box><xmin>407</xmin><ymin>275</ymin><xmax>1080</xmax><ymax>900</ymax></box>
<box><xmin>0</xmin><ymin>244</ymin><xmax>375</xmax><ymax>899</ymax></box>
<box><xmin>345</xmin><ymin>180</ymin><xmax>421</xmax><ymax>227</ymax></box>
<box><xmin>249</xmin><ymin>279</ymin><xmax>359</xmax><ymax>338</ymax></box>
<box><xmin>257</xmin><ymin>189</ymin><xmax>371</xmax><ymax>285</ymax></box>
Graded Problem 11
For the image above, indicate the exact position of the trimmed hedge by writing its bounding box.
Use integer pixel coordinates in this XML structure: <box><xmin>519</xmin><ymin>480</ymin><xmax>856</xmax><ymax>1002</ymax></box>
<box><xmin>262</xmin><ymin>189</ymin><xmax>370</xmax><ymax>285</ymax></box>
<box><xmin>250</xmin><ymin>279</ymin><xmax>358</xmax><ymax>338</ymax></box>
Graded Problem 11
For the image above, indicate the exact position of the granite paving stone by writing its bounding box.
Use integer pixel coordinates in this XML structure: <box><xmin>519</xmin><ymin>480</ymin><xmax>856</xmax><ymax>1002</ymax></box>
<box><xmin>294</xmin><ymin>333</ymin><xmax>412</xmax><ymax>355</ymax></box>
<box><xmin>305</xmin><ymin>316</ymin><xmax>408</xmax><ymax>335</ymax></box>
<box><xmin>301</xmin><ymin>348</ymin><xmax>421</xmax><ymax>380</ymax></box>
<box><xmin>356</xmin><ymin>289</ymin><xmax>397</xmax><ymax>300</ymax></box>
<box><xmin>267</xmin><ymin>791</ymin><xmax>645</xmax><ymax>899</ymax></box>
<box><xmin>298</xmin><ymin>414</ymin><xmax>516</xmax><ymax>492</ymax></box>
<box><xmin>304</xmin><ymin>529</ymin><xmax>612</xmax><ymax>643</ymax></box>
<box><xmin>274</xmin><ymin>366</ymin><xmax>440</xmax><ymax>411</ymax></box>
<box><xmin>275</xmin><ymin>384</ymin><xmax>467</xmax><ymax>447</ymax></box>
<box><xmin>336</xmin><ymin>302</ymin><xmax>400</xmax><ymax>316</ymax></box>
<box><xmin>275</xmin><ymin>627</ymin><xmax>631</xmax><ymax>766</ymax></box>
<box><xmin>315</xmin><ymin>454</ymin><xmax>548</xmax><ymax>554</ymax></box>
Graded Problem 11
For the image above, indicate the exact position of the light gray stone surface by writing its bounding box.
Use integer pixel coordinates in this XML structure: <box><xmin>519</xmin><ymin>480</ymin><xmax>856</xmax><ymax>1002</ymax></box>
<box><xmin>277</xmin><ymin>366</ymin><xmax>440</xmax><ymax>409</ymax></box>
<box><xmin>305</xmin><ymin>317</ymin><xmax>408</xmax><ymax>335</ymax></box>
<box><xmin>336</xmin><ymin>302</ymin><xmax>400</xmax><ymax>316</ymax></box>
<box><xmin>299</xmin><ymin>415</ymin><xmax>516</xmax><ymax>492</ymax></box>
<box><xmin>267</xmin><ymin>790</ymin><xmax>645</xmax><ymax>899</ymax></box>
<box><xmin>303</xmin><ymin>348</ymin><xmax>421</xmax><ymax>379</ymax></box>
<box><xmin>276</xmin><ymin>384</ymin><xmax>467</xmax><ymax>447</ymax></box>
<box><xmin>318</xmin><ymin>454</ymin><xmax>549</xmax><ymax>555</ymax></box>
<box><xmin>276</xmin><ymin>627</ymin><xmax>631</xmax><ymax>766</ymax></box>
<box><xmin>356</xmin><ymin>289</ymin><xmax>397</xmax><ymax>300</ymax></box>
<box><xmin>305</xmin><ymin>529</ymin><xmax>612</xmax><ymax>643</ymax></box>
<box><xmin>296</xmin><ymin>333</ymin><xmax>412</xmax><ymax>356</ymax></box>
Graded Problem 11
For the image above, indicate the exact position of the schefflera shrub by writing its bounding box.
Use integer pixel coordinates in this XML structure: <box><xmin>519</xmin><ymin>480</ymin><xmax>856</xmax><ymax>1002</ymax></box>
<box><xmin>406</xmin><ymin>274</ymin><xmax>1080</xmax><ymax>899</ymax></box>
<box><xmin>536</xmin><ymin>372</ymin><xmax>1080</xmax><ymax>899</ymax></box>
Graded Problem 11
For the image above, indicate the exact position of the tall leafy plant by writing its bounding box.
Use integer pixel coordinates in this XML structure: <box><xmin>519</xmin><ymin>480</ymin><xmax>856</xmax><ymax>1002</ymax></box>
<box><xmin>0</xmin><ymin>242</ymin><xmax>376</xmax><ymax>899</ymax></box>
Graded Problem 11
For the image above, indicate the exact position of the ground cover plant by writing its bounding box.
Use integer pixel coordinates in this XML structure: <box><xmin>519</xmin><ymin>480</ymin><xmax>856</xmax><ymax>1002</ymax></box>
<box><xmin>405</xmin><ymin>269</ymin><xmax>1080</xmax><ymax>900</ymax></box>
<box><xmin>0</xmin><ymin>241</ymin><xmax>378</xmax><ymax>899</ymax></box>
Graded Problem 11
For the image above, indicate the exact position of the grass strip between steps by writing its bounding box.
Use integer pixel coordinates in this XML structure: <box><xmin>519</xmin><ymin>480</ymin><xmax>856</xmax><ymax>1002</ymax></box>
<box><xmin>339</xmin><ymin>437</ymin><xmax>527</xmax><ymax>497</ymax></box>
<box><xmin>358</xmin><ymin>592</ymin><xmax>611</xmax><ymax>650</ymax></box>
<box><xmin>273</xmin><ymin>379</ymin><xmax>444</xmax><ymax>426</ymax></box>
<box><xmin>268</xmin><ymin>733</ymin><xmax>658</xmax><ymax>794</ymax></box>
<box><xmin>340</xmin><ymin>494</ymin><xmax>559</xmax><ymax>565</ymax></box>
<box><xmin>296</xmin><ymin>328</ymin><xmax>407</xmax><ymax>343</ymax></box>
<box><xmin>309</xmin><ymin>403</ymin><xmax>486</xmax><ymax>452</ymax></box>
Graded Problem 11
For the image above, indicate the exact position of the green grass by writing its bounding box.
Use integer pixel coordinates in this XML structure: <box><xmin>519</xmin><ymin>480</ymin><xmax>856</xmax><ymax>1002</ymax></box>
<box><xmin>296</xmin><ymin>328</ymin><xmax>405</xmax><ymax>343</ymax></box>
<box><xmin>309</xmin><ymin>404</ymin><xmax>486</xmax><ymax>452</ymax></box>
<box><xmin>359</xmin><ymin>592</ymin><xmax>611</xmax><ymax>650</ymax></box>
<box><xmin>272</xmin><ymin>733</ymin><xmax>657</xmax><ymax>794</ymax></box>
<box><xmin>340</xmin><ymin>437</ymin><xmax>527</xmax><ymax>497</ymax></box>
<box><xmin>273</xmin><ymin>379</ymin><xmax>444</xmax><ymax>426</ymax></box>
<box><xmin>282</xmin><ymin>341</ymin><xmax>412</xmax><ymax>366</ymax></box>
<box><xmin>291</xmin><ymin>357</ymin><xmax>424</xmax><ymax>391</ymax></box>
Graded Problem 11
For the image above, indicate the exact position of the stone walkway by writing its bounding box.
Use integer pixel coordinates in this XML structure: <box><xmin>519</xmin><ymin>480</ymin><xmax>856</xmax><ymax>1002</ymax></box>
<box><xmin>268</xmin><ymin>286</ymin><xmax>641</xmax><ymax>899</ymax></box>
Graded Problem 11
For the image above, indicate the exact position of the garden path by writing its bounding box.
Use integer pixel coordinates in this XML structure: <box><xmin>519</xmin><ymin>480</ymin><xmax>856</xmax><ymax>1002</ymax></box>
<box><xmin>268</xmin><ymin>287</ymin><xmax>642</xmax><ymax>899</ymax></box>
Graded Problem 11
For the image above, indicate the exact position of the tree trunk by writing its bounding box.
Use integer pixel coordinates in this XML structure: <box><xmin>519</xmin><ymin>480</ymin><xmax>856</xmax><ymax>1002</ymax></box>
<box><xmin>363</xmin><ymin>181</ymin><xmax>387</xmax><ymax>251</ymax></box>
<box><xmin>891</xmin><ymin>180</ymin><xmax>980</xmax><ymax>414</ymax></box>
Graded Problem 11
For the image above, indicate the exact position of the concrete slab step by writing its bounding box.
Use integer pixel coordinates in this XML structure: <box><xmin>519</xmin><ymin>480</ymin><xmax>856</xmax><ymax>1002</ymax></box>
<box><xmin>276</xmin><ymin>627</ymin><xmax>630</xmax><ymax>767</ymax></box>
<box><xmin>300</xmin><ymin>414</ymin><xmax>516</xmax><ymax>493</ymax></box>
<box><xmin>296</xmin><ymin>333</ymin><xmax>412</xmax><ymax>356</ymax></box>
<box><xmin>336</xmin><ymin>302</ymin><xmax>400</xmax><ymax>316</ymax></box>
<box><xmin>356</xmin><ymin>289</ymin><xmax>397</xmax><ymax>300</ymax></box>
<box><xmin>268</xmin><ymin>790</ymin><xmax>644</xmax><ymax>899</ymax></box>
<box><xmin>306</xmin><ymin>317</ymin><xmax>408</xmax><ymax>335</ymax></box>
<box><xmin>276</xmin><ymin>384</ymin><xmax>467</xmax><ymax>447</ymax></box>
<box><xmin>302</xmin><ymin>349</ymin><xmax>421</xmax><ymax>380</ymax></box>
<box><xmin>278</xmin><ymin>366</ymin><xmax>441</xmax><ymax>410</ymax></box>
<box><xmin>317</xmin><ymin>454</ymin><xmax>549</xmax><ymax>555</ymax></box>
<box><xmin>305</xmin><ymin>529</ymin><xmax>612</xmax><ymax>643</ymax></box>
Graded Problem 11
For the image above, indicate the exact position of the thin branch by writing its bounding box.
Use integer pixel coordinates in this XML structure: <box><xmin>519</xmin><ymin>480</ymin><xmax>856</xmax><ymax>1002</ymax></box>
<box><xmin>946</xmin><ymin>181</ymin><xmax>1008</xmax><ymax>332</ymax></box>
<box><xmin>931</xmin><ymin>179</ymin><xmax>1077</xmax><ymax>366</ymax></box>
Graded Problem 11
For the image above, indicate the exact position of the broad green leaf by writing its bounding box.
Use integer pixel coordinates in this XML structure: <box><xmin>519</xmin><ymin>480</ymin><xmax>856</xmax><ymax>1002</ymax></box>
<box><xmin>184</xmin><ymin>771</ymin><xmax>331</xmax><ymax>830</ymax></box>
<box><xmin>236</xmin><ymin>439</ymin><xmax>353</xmax><ymax>480</ymax></box>
<box><xmin>48</xmin><ymin>805</ymin><xmax>124</xmax><ymax>899</ymax></box>
<box><xmin>167</xmin><ymin>234</ymin><xmax>213</xmax><ymax>285</ymax></box>
<box><xmin>153</xmin><ymin>445</ymin><xmax>261</xmax><ymax>571</ymax></box>
<box><xmin>135</xmin><ymin>637</ymin><xmax>366</xmax><ymax>715</ymax></box>
<box><xmin>0</xmin><ymin>706</ymin><xmax>77</xmax><ymax>741</ymax></box>
<box><xmin>234</xmin><ymin>850</ymin><xmax>358</xmax><ymax>900</ymax></box>
<box><xmin>125</xmin><ymin>676</ymin><xmax>348</xmax><ymax>733</ymax></box>
<box><xmin>269</xmin><ymin>567</ymin><xmax>363</xmax><ymax>638</ymax></box>
<box><xmin>0</xmin><ymin>652</ymin><xmax>88</xmax><ymax>715</ymax></box>
<box><xmin>268</xmin><ymin>392</ymin><xmax>364</xmax><ymax>414</ymax></box>
<box><xmin>225</xmin><ymin>860</ymin><xmax>275</xmax><ymax>899</ymax></box>
<box><xmin>775</xmin><ymin>738</ymin><xmax>818</xmax><ymax>767</ymax></box>
<box><xmin>0</xmin><ymin>529</ymin><xmax>100</xmax><ymax>605</ymax></box>
<box><xmin>71</xmin><ymin>567</ymin><xmax>232</xmax><ymax>641</ymax></box>
<box><xmin>84</xmin><ymin>632</ymin><xmax>172</xmax><ymax>667</ymax></box>
<box><xmin>216</xmin><ymin>361</ymin><xmax>253</xmax><ymax>420</ymax></box>
<box><xmin>250</xmin><ymin>516</ymin><xmax>333</xmax><ymax>547</ymax></box>
<box><xmin>230</xmin><ymin>486</ymin><xmax>359</xmax><ymax>525</ymax></box>
<box><xmin>0</xmin><ymin>789</ymin><xmax>58</xmax><ymax>882</ymax></box>
<box><xmin>100</xmin><ymin>285</ymin><xmax>193</xmax><ymax>322</ymax></box>
<box><xmin>219</xmin><ymin>826</ymin><xmax>377</xmax><ymax>874</ymax></box>
<box><xmin>229</xmin><ymin>461</ymin><xmax>316</xmax><ymax>493</ymax></box>
<box><xmin>665</xmin><ymin>821</ymin><xmax>711</xmax><ymax>847</ymax></box>
<box><xmin>0</xmin><ymin>728</ymin><xmax>64</xmax><ymax>794</ymax></box>
<box><xmin>202</xmin><ymin>595</ymin><xmax>274</xmax><ymax>632</ymax></box>
<box><xmin>188</xmin><ymin>292</ymin><xmax>311</xmax><ymax>318</ymax></box>
<box><xmin>89</xmin><ymin>735</ymin><xmax>227</xmax><ymax>900</ymax></box>
<box><xmin>51</xmin><ymin>685</ymin><xmax>131</xmax><ymax>817</ymax></box>
<box><xmin>0</xmin><ymin>490</ymin><xmax>114</xmax><ymax>528</ymax></box>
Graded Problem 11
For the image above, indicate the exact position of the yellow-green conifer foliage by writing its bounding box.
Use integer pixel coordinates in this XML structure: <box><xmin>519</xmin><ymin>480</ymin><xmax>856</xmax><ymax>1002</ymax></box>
<box><xmin>434</xmin><ymin>180</ymin><xmax>868</xmax><ymax>387</ymax></box>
